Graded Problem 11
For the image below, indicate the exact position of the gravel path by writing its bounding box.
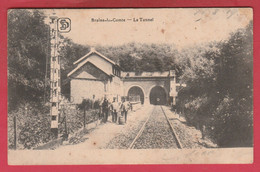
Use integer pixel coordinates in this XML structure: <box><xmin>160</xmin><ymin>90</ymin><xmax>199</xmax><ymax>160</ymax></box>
<box><xmin>132</xmin><ymin>106</ymin><xmax>179</xmax><ymax>149</ymax></box>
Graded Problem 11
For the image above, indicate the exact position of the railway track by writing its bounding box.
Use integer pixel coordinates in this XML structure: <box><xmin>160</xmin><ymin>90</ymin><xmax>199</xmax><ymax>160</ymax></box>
<box><xmin>128</xmin><ymin>105</ymin><xmax>182</xmax><ymax>149</ymax></box>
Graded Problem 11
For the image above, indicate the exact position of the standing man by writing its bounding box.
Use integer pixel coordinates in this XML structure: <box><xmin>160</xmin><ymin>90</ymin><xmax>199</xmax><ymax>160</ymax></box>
<box><xmin>102</xmin><ymin>97</ymin><xmax>109</xmax><ymax>123</ymax></box>
<box><xmin>99</xmin><ymin>97</ymin><xmax>103</xmax><ymax>120</ymax></box>
<box><xmin>120</xmin><ymin>98</ymin><xmax>130</xmax><ymax>123</ymax></box>
<box><xmin>111</xmin><ymin>98</ymin><xmax>119</xmax><ymax>123</ymax></box>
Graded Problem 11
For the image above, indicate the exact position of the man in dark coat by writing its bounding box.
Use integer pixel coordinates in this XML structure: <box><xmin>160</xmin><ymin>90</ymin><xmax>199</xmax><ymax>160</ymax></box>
<box><xmin>102</xmin><ymin>97</ymin><xmax>109</xmax><ymax>123</ymax></box>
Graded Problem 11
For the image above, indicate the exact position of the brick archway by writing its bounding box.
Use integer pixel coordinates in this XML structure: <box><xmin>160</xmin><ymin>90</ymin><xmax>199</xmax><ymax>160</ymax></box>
<box><xmin>127</xmin><ymin>85</ymin><xmax>145</xmax><ymax>104</ymax></box>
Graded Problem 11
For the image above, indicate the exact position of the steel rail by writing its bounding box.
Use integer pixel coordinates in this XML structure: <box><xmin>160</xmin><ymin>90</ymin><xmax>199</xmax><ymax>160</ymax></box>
<box><xmin>160</xmin><ymin>106</ymin><xmax>183</xmax><ymax>149</ymax></box>
<box><xmin>128</xmin><ymin>106</ymin><xmax>154</xmax><ymax>149</ymax></box>
<box><xmin>128</xmin><ymin>105</ymin><xmax>182</xmax><ymax>149</ymax></box>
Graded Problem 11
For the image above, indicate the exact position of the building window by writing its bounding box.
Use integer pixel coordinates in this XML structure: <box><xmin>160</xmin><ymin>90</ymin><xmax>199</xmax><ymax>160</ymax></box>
<box><xmin>112</xmin><ymin>66</ymin><xmax>121</xmax><ymax>77</ymax></box>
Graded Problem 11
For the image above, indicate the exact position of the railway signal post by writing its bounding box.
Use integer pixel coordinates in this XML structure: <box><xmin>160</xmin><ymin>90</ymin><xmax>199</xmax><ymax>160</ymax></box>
<box><xmin>49</xmin><ymin>14</ymin><xmax>71</xmax><ymax>137</ymax></box>
<box><xmin>49</xmin><ymin>14</ymin><xmax>60</xmax><ymax>137</ymax></box>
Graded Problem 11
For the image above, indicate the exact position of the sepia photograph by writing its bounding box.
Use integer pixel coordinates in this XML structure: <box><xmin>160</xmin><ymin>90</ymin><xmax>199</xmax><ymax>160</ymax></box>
<box><xmin>7</xmin><ymin>8</ymin><xmax>253</xmax><ymax>164</ymax></box>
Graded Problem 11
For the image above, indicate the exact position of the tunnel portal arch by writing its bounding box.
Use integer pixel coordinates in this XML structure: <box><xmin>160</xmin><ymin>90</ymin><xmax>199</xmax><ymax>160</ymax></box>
<box><xmin>127</xmin><ymin>86</ymin><xmax>145</xmax><ymax>104</ymax></box>
<box><xmin>149</xmin><ymin>86</ymin><xmax>167</xmax><ymax>105</ymax></box>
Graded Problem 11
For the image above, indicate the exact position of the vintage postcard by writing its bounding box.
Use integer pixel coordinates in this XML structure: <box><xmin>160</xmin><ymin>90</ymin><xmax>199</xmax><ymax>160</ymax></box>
<box><xmin>7</xmin><ymin>8</ymin><xmax>253</xmax><ymax>164</ymax></box>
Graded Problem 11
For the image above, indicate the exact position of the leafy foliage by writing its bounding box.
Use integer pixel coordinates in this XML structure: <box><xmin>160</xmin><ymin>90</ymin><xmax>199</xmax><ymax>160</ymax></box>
<box><xmin>177</xmin><ymin>21</ymin><xmax>253</xmax><ymax>147</ymax></box>
<box><xmin>95</xmin><ymin>43</ymin><xmax>179</xmax><ymax>73</ymax></box>
<box><xmin>8</xmin><ymin>9</ymin><xmax>49</xmax><ymax>111</ymax></box>
<box><xmin>8</xmin><ymin>102</ymin><xmax>55</xmax><ymax>149</ymax></box>
<box><xmin>58</xmin><ymin>99</ymin><xmax>100</xmax><ymax>136</ymax></box>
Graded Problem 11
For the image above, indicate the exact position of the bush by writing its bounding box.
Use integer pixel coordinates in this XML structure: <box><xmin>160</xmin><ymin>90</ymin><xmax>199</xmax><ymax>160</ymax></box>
<box><xmin>77</xmin><ymin>99</ymin><xmax>97</xmax><ymax>110</ymax></box>
<box><xmin>93</xmin><ymin>100</ymin><xmax>101</xmax><ymax>109</ymax></box>
<box><xmin>58</xmin><ymin>98</ymin><xmax>99</xmax><ymax>136</ymax></box>
<box><xmin>8</xmin><ymin>98</ymin><xmax>100</xmax><ymax>149</ymax></box>
<box><xmin>8</xmin><ymin>102</ymin><xmax>55</xmax><ymax>149</ymax></box>
<box><xmin>211</xmin><ymin>96</ymin><xmax>253</xmax><ymax>147</ymax></box>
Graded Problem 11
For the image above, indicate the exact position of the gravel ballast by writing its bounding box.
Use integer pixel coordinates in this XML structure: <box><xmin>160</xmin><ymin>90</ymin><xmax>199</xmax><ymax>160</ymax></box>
<box><xmin>132</xmin><ymin>106</ymin><xmax>179</xmax><ymax>149</ymax></box>
<box><xmin>103</xmin><ymin>105</ymin><xmax>154</xmax><ymax>149</ymax></box>
<box><xmin>161</xmin><ymin>106</ymin><xmax>217</xmax><ymax>148</ymax></box>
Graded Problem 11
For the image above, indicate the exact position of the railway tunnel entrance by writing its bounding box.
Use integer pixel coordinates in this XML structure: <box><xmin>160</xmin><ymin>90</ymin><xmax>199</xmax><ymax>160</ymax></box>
<box><xmin>149</xmin><ymin>86</ymin><xmax>167</xmax><ymax>105</ymax></box>
<box><xmin>127</xmin><ymin>86</ymin><xmax>145</xmax><ymax>104</ymax></box>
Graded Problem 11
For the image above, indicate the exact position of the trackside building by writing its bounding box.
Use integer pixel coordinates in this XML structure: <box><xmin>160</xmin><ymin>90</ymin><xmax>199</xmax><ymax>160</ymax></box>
<box><xmin>67</xmin><ymin>48</ymin><xmax>180</xmax><ymax>105</ymax></box>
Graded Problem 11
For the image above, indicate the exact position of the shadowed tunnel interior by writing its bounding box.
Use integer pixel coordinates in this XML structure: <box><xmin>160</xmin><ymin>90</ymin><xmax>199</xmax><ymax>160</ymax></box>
<box><xmin>149</xmin><ymin>86</ymin><xmax>167</xmax><ymax>105</ymax></box>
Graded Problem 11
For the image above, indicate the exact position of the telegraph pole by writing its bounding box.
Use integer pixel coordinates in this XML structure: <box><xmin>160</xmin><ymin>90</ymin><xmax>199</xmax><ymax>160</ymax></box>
<box><xmin>49</xmin><ymin>14</ymin><xmax>60</xmax><ymax>138</ymax></box>
<box><xmin>49</xmin><ymin>14</ymin><xmax>71</xmax><ymax>138</ymax></box>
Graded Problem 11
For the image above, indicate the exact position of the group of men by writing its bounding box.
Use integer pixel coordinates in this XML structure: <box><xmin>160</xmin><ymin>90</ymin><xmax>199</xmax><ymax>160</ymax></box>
<box><xmin>100</xmin><ymin>97</ymin><xmax>131</xmax><ymax>124</ymax></box>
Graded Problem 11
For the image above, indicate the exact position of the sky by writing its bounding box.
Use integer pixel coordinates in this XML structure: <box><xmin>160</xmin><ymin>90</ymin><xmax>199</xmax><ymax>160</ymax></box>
<box><xmin>45</xmin><ymin>8</ymin><xmax>252</xmax><ymax>49</ymax></box>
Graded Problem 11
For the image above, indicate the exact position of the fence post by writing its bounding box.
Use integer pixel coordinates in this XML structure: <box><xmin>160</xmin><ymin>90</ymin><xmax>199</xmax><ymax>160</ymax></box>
<box><xmin>65</xmin><ymin>116</ymin><xmax>68</xmax><ymax>135</ymax></box>
<box><xmin>13</xmin><ymin>115</ymin><xmax>17</xmax><ymax>150</ymax></box>
<box><xmin>84</xmin><ymin>106</ymin><xmax>86</xmax><ymax>128</ymax></box>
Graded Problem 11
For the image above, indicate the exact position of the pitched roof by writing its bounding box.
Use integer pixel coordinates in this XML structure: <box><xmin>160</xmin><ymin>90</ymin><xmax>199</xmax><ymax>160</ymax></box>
<box><xmin>73</xmin><ymin>48</ymin><xmax>117</xmax><ymax>66</ymax></box>
<box><xmin>68</xmin><ymin>48</ymin><xmax>123</xmax><ymax>78</ymax></box>
<box><xmin>67</xmin><ymin>60</ymin><xmax>112</xmax><ymax>77</ymax></box>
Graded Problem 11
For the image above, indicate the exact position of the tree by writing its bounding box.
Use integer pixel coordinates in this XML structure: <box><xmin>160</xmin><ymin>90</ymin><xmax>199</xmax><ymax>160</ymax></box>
<box><xmin>8</xmin><ymin>9</ymin><xmax>49</xmax><ymax>111</ymax></box>
<box><xmin>96</xmin><ymin>43</ymin><xmax>178</xmax><ymax>72</ymax></box>
<box><xmin>213</xmin><ymin>21</ymin><xmax>253</xmax><ymax>146</ymax></box>
<box><xmin>176</xmin><ymin>21</ymin><xmax>253</xmax><ymax>147</ymax></box>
